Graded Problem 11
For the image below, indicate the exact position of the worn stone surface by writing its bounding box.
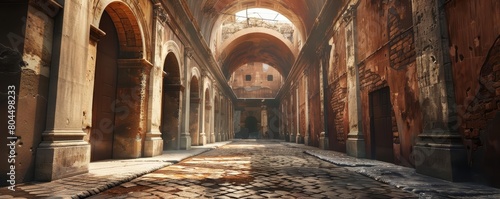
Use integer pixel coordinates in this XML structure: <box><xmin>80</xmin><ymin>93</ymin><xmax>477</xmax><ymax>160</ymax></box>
<box><xmin>0</xmin><ymin>142</ymin><xmax>228</xmax><ymax>198</ymax></box>
<box><xmin>89</xmin><ymin>140</ymin><xmax>417</xmax><ymax>199</ymax></box>
<box><xmin>304</xmin><ymin>147</ymin><xmax>500</xmax><ymax>198</ymax></box>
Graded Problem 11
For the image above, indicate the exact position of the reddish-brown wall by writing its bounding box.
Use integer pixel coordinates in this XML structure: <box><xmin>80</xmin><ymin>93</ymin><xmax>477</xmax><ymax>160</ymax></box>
<box><xmin>445</xmin><ymin>0</ymin><xmax>500</xmax><ymax>187</ymax></box>
<box><xmin>327</xmin><ymin>22</ymin><xmax>348</xmax><ymax>152</ymax></box>
<box><xmin>324</xmin><ymin>0</ymin><xmax>422</xmax><ymax>166</ymax></box>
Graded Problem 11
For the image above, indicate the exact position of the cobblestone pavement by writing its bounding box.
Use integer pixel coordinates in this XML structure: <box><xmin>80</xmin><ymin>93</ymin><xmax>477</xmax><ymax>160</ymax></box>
<box><xmin>0</xmin><ymin>142</ymin><xmax>230</xmax><ymax>199</ymax></box>
<box><xmin>89</xmin><ymin>140</ymin><xmax>418</xmax><ymax>199</ymax></box>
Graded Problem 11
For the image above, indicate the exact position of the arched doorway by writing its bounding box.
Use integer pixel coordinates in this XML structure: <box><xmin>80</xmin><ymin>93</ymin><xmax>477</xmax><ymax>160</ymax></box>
<box><xmin>161</xmin><ymin>53</ymin><xmax>181</xmax><ymax>150</ymax></box>
<box><xmin>245</xmin><ymin>115</ymin><xmax>259</xmax><ymax>139</ymax></box>
<box><xmin>90</xmin><ymin>10</ymin><xmax>119</xmax><ymax>162</ymax></box>
<box><xmin>189</xmin><ymin>76</ymin><xmax>201</xmax><ymax>145</ymax></box>
<box><xmin>90</xmin><ymin>2</ymin><xmax>144</xmax><ymax>161</ymax></box>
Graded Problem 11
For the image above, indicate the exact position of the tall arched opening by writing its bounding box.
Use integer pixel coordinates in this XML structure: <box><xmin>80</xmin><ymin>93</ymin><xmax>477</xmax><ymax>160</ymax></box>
<box><xmin>161</xmin><ymin>52</ymin><xmax>181</xmax><ymax>150</ymax></box>
<box><xmin>189</xmin><ymin>76</ymin><xmax>201</xmax><ymax>145</ymax></box>
<box><xmin>90</xmin><ymin>2</ymin><xmax>144</xmax><ymax>161</ymax></box>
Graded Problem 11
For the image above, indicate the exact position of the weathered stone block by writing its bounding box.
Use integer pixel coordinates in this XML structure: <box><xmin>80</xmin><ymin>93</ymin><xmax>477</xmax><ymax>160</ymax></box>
<box><xmin>144</xmin><ymin>137</ymin><xmax>163</xmax><ymax>157</ymax></box>
<box><xmin>414</xmin><ymin>145</ymin><xmax>469</xmax><ymax>182</ymax></box>
<box><xmin>35</xmin><ymin>144</ymin><xmax>90</xmax><ymax>181</ymax></box>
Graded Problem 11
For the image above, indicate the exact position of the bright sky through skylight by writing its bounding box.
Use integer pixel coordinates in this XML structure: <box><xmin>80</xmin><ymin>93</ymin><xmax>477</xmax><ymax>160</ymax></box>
<box><xmin>235</xmin><ymin>8</ymin><xmax>291</xmax><ymax>23</ymax></box>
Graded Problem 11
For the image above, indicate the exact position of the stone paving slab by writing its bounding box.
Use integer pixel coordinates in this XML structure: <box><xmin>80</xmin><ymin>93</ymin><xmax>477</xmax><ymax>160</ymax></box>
<box><xmin>0</xmin><ymin>141</ymin><xmax>231</xmax><ymax>199</ymax></box>
<box><xmin>297</xmin><ymin>143</ymin><xmax>500</xmax><ymax>199</ymax></box>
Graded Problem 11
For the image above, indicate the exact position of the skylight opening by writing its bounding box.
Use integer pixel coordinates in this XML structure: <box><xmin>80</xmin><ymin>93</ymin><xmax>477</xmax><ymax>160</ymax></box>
<box><xmin>235</xmin><ymin>8</ymin><xmax>291</xmax><ymax>24</ymax></box>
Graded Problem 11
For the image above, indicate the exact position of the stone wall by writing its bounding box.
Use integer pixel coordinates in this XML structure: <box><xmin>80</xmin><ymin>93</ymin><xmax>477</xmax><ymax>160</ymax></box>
<box><xmin>0</xmin><ymin>1</ymin><xmax>55</xmax><ymax>184</ymax></box>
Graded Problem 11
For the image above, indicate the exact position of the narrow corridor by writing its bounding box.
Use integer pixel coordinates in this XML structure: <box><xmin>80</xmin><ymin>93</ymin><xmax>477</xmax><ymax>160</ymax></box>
<box><xmin>89</xmin><ymin>140</ymin><xmax>416</xmax><ymax>199</ymax></box>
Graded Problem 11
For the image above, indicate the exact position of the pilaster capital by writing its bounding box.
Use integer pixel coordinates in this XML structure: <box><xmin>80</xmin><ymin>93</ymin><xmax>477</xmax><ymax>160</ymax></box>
<box><xmin>185</xmin><ymin>46</ymin><xmax>194</xmax><ymax>59</ymax></box>
<box><xmin>342</xmin><ymin>5</ymin><xmax>357</xmax><ymax>24</ymax></box>
<box><xmin>154</xmin><ymin>3</ymin><xmax>170</xmax><ymax>24</ymax></box>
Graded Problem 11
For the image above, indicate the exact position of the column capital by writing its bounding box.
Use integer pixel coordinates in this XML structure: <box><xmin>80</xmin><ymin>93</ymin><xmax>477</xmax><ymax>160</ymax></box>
<box><xmin>342</xmin><ymin>5</ymin><xmax>357</xmax><ymax>24</ymax></box>
<box><xmin>154</xmin><ymin>3</ymin><xmax>170</xmax><ymax>25</ymax></box>
<box><xmin>185</xmin><ymin>46</ymin><xmax>194</xmax><ymax>58</ymax></box>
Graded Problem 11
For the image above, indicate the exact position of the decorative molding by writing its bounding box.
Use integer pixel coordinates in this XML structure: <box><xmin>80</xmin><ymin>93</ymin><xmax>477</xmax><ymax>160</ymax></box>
<box><xmin>342</xmin><ymin>5</ymin><xmax>356</xmax><ymax>24</ymax></box>
<box><xmin>185</xmin><ymin>46</ymin><xmax>194</xmax><ymax>58</ymax></box>
<box><xmin>89</xmin><ymin>24</ymin><xmax>106</xmax><ymax>42</ymax></box>
<box><xmin>117</xmin><ymin>59</ymin><xmax>153</xmax><ymax>70</ymax></box>
<box><xmin>30</xmin><ymin>0</ymin><xmax>62</xmax><ymax>18</ymax></box>
<box><xmin>154</xmin><ymin>3</ymin><xmax>170</xmax><ymax>25</ymax></box>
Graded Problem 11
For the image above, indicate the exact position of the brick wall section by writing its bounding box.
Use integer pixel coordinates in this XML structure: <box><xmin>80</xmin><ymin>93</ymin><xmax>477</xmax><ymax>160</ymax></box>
<box><xmin>328</xmin><ymin>75</ymin><xmax>348</xmax><ymax>147</ymax></box>
<box><xmin>445</xmin><ymin>0</ymin><xmax>500</xmax><ymax>187</ymax></box>
<box><xmin>388</xmin><ymin>6</ymin><xmax>415</xmax><ymax>71</ymax></box>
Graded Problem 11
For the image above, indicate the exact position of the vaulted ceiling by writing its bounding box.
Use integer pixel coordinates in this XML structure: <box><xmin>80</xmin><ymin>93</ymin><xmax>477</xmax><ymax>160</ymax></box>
<box><xmin>185</xmin><ymin>0</ymin><xmax>327</xmax><ymax>81</ymax></box>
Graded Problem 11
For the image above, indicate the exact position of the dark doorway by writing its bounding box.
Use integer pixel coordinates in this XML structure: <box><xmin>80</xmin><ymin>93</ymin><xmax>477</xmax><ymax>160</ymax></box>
<box><xmin>369</xmin><ymin>87</ymin><xmax>394</xmax><ymax>163</ymax></box>
<box><xmin>91</xmin><ymin>11</ymin><xmax>119</xmax><ymax>162</ymax></box>
<box><xmin>245</xmin><ymin>116</ymin><xmax>258</xmax><ymax>135</ymax></box>
<box><xmin>161</xmin><ymin>53</ymin><xmax>181</xmax><ymax>150</ymax></box>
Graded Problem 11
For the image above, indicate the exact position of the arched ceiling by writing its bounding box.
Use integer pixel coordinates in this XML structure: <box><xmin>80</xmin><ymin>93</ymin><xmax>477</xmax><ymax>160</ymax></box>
<box><xmin>220</xmin><ymin>32</ymin><xmax>294</xmax><ymax>78</ymax></box>
<box><xmin>187</xmin><ymin>0</ymin><xmax>326</xmax><ymax>46</ymax></box>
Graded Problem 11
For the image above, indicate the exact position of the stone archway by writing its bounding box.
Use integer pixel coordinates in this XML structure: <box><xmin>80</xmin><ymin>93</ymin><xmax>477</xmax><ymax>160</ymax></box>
<box><xmin>90</xmin><ymin>10</ymin><xmax>119</xmax><ymax>162</ymax></box>
<box><xmin>90</xmin><ymin>2</ymin><xmax>145</xmax><ymax>161</ymax></box>
<box><xmin>161</xmin><ymin>52</ymin><xmax>181</xmax><ymax>150</ymax></box>
<box><xmin>189</xmin><ymin>76</ymin><xmax>201</xmax><ymax>145</ymax></box>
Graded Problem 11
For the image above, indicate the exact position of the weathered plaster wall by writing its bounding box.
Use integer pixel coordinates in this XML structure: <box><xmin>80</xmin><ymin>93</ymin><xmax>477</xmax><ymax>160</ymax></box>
<box><xmin>0</xmin><ymin>1</ymin><xmax>53</xmax><ymax>184</ymax></box>
<box><xmin>308</xmin><ymin>61</ymin><xmax>321</xmax><ymax>147</ymax></box>
<box><xmin>327</xmin><ymin>22</ymin><xmax>348</xmax><ymax>152</ymax></box>
<box><xmin>355</xmin><ymin>0</ymin><xmax>421</xmax><ymax>166</ymax></box>
<box><xmin>445</xmin><ymin>0</ymin><xmax>500</xmax><ymax>187</ymax></box>
<box><xmin>320</xmin><ymin>0</ymin><xmax>422</xmax><ymax>165</ymax></box>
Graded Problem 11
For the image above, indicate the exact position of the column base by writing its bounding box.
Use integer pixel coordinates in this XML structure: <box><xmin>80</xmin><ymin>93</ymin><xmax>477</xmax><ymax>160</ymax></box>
<box><xmin>113</xmin><ymin>137</ymin><xmax>142</xmax><ymax>159</ymax></box>
<box><xmin>200</xmin><ymin>132</ymin><xmax>207</xmax><ymax>146</ymax></box>
<box><xmin>346</xmin><ymin>136</ymin><xmax>365</xmax><ymax>158</ymax></box>
<box><xmin>296</xmin><ymin>135</ymin><xmax>304</xmax><ymax>144</ymax></box>
<box><xmin>35</xmin><ymin>143</ymin><xmax>90</xmax><ymax>181</ymax></box>
<box><xmin>210</xmin><ymin>133</ymin><xmax>215</xmax><ymax>143</ymax></box>
<box><xmin>144</xmin><ymin>133</ymin><xmax>163</xmax><ymax>157</ymax></box>
<box><xmin>290</xmin><ymin>134</ymin><xmax>296</xmax><ymax>142</ymax></box>
<box><xmin>414</xmin><ymin>145</ymin><xmax>469</xmax><ymax>181</ymax></box>
<box><xmin>180</xmin><ymin>133</ymin><xmax>191</xmax><ymax>150</ymax></box>
<box><xmin>319</xmin><ymin>132</ymin><xmax>329</xmax><ymax>150</ymax></box>
<box><xmin>216</xmin><ymin>134</ymin><xmax>221</xmax><ymax>142</ymax></box>
<box><xmin>304</xmin><ymin>135</ymin><xmax>310</xmax><ymax>146</ymax></box>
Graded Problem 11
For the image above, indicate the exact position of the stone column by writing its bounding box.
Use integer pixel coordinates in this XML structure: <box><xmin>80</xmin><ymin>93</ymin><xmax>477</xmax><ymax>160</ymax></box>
<box><xmin>144</xmin><ymin>64</ymin><xmax>163</xmax><ymax>156</ymax></box>
<box><xmin>304</xmin><ymin>73</ymin><xmax>310</xmax><ymax>145</ymax></box>
<box><xmin>319</xmin><ymin>43</ymin><xmax>331</xmax><ymax>150</ymax></box>
<box><xmin>261</xmin><ymin>105</ymin><xmax>268</xmax><ymax>138</ymax></box>
<box><xmin>344</xmin><ymin>5</ymin><xmax>365</xmax><ymax>158</ymax></box>
<box><xmin>144</xmin><ymin>3</ymin><xmax>166</xmax><ymax>157</ymax></box>
<box><xmin>289</xmin><ymin>93</ymin><xmax>296</xmax><ymax>142</ymax></box>
<box><xmin>295</xmin><ymin>87</ymin><xmax>301</xmax><ymax>143</ymax></box>
<box><xmin>179</xmin><ymin>48</ymin><xmax>192</xmax><ymax>150</ymax></box>
<box><xmin>209</xmin><ymin>85</ymin><xmax>216</xmax><ymax>143</ymax></box>
<box><xmin>216</xmin><ymin>93</ymin><xmax>222</xmax><ymax>142</ymax></box>
<box><xmin>412</xmin><ymin>0</ymin><xmax>468</xmax><ymax>181</ymax></box>
<box><xmin>229</xmin><ymin>102</ymin><xmax>232</xmax><ymax>139</ymax></box>
<box><xmin>35</xmin><ymin>0</ymin><xmax>90</xmax><ymax>181</ymax></box>
<box><xmin>198</xmin><ymin>76</ymin><xmax>207</xmax><ymax>146</ymax></box>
